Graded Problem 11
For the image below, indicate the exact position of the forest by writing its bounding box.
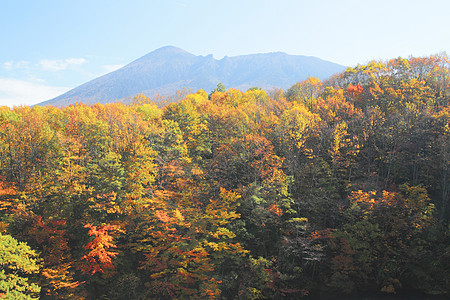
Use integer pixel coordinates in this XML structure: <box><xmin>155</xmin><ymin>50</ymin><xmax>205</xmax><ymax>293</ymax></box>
<box><xmin>0</xmin><ymin>54</ymin><xmax>449</xmax><ymax>299</ymax></box>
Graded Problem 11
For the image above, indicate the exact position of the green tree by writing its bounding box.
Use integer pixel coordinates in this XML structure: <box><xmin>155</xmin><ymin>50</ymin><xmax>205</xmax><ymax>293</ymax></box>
<box><xmin>0</xmin><ymin>233</ymin><xmax>40</xmax><ymax>299</ymax></box>
<box><xmin>212</xmin><ymin>82</ymin><xmax>226</xmax><ymax>93</ymax></box>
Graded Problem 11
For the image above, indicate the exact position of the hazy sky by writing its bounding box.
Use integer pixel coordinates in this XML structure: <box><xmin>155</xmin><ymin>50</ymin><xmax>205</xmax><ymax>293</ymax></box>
<box><xmin>1</xmin><ymin>0</ymin><xmax>449</xmax><ymax>106</ymax></box>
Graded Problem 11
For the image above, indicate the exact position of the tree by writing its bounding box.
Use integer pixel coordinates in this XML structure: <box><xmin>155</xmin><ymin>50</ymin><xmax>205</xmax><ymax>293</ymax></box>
<box><xmin>209</xmin><ymin>83</ymin><xmax>226</xmax><ymax>97</ymax></box>
<box><xmin>80</xmin><ymin>223</ymin><xmax>119</xmax><ymax>276</ymax></box>
<box><xmin>0</xmin><ymin>233</ymin><xmax>40</xmax><ymax>299</ymax></box>
<box><xmin>285</xmin><ymin>77</ymin><xmax>323</xmax><ymax>109</ymax></box>
<box><xmin>317</xmin><ymin>185</ymin><xmax>436</xmax><ymax>294</ymax></box>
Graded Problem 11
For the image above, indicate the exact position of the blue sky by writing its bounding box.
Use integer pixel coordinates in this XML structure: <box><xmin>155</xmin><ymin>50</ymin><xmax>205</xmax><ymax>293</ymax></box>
<box><xmin>1</xmin><ymin>0</ymin><xmax>449</xmax><ymax>106</ymax></box>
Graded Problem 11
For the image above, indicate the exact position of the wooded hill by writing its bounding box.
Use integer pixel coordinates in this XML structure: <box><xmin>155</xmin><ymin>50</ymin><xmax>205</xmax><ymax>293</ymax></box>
<box><xmin>0</xmin><ymin>54</ymin><xmax>449</xmax><ymax>299</ymax></box>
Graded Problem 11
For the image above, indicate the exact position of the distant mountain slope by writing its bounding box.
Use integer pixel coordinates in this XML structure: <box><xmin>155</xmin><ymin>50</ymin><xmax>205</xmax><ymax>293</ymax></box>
<box><xmin>38</xmin><ymin>46</ymin><xmax>346</xmax><ymax>107</ymax></box>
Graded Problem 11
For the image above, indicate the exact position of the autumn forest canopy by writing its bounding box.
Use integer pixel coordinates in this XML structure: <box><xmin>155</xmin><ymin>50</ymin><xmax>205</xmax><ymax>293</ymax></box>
<box><xmin>0</xmin><ymin>54</ymin><xmax>449</xmax><ymax>299</ymax></box>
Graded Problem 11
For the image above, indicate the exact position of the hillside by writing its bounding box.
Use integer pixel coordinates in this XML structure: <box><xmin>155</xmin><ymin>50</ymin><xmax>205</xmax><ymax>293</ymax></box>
<box><xmin>0</xmin><ymin>54</ymin><xmax>449</xmax><ymax>298</ymax></box>
<box><xmin>38</xmin><ymin>46</ymin><xmax>345</xmax><ymax>107</ymax></box>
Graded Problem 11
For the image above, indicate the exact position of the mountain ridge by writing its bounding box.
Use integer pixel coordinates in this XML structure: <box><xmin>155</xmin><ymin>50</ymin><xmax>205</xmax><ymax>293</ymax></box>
<box><xmin>38</xmin><ymin>46</ymin><xmax>346</xmax><ymax>107</ymax></box>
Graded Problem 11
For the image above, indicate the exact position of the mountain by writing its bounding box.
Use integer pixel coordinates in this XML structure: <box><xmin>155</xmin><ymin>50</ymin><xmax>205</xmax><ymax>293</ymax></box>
<box><xmin>38</xmin><ymin>46</ymin><xmax>346</xmax><ymax>107</ymax></box>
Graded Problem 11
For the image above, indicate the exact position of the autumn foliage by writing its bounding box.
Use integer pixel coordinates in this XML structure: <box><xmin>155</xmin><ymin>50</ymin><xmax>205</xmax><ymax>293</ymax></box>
<box><xmin>0</xmin><ymin>54</ymin><xmax>449</xmax><ymax>298</ymax></box>
<box><xmin>80</xmin><ymin>223</ymin><xmax>119</xmax><ymax>275</ymax></box>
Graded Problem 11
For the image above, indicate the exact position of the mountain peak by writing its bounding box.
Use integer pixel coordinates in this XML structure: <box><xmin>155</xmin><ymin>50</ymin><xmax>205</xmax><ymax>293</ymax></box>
<box><xmin>152</xmin><ymin>45</ymin><xmax>189</xmax><ymax>54</ymax></box>
<box><xmin>136</xmin><ymin>46</ymin><xmax>194</xmax><ymax>61</ymax></box>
